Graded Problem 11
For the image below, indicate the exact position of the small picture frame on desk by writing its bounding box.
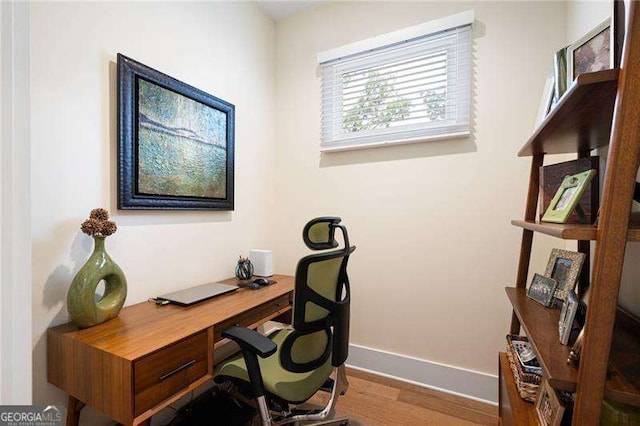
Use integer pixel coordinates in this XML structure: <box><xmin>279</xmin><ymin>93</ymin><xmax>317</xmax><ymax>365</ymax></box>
<box><xmin>535</xmin><ymin>379</ymin><xmax>566</xmax><ymax>426</ymax></box>
<box><xmin>544</xmin><ymin>249</ymin><xmax>585</xmax><ymax>303</ymax></box>
<box><xmin>527</xmin><ymin>273</ymin><xmax>558</xmax><ymax>307</ymax></box>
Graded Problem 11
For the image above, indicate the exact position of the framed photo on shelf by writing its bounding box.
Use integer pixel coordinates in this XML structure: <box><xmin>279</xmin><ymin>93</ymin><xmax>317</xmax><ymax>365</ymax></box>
<box><xmin>558</xmin><ymin>291</ymin><xmax>579</xmax><ymax>345</ymax></box>
<box><xmin>612</xmin><ymin>0</ymin><xmax>625</xmax><ymax>69</ymax></box>
<box><xmin>118</xmin><ymin>54</ymin><xmax>235</xmax><ymax>210</ymax></box>
<box><xmin>535</xmin><ymin>379</ymin><xmax>566</xmax><ymax>426</ymax></box>
<box><xmin>567</xmin><ymin>18</ymin><xmax>613</xmax><ymax>82</ymax></box>
<box><xmin>541</xmin><ymin>169</ymin><xmax>597</xmax><ymax>224</ymax></box>
<box><xmin>553</xmin><ymin>46</ymin><xmax>569</xmax><ymax>101</ymax></box>
<box><xmin>539</xmin><ymin>158</ymin><xmax>599</xmax><ymax>224</ymax></box>
<box><xmin>535</xmin><ymin>74</ymin><xmax>555</xmax><ymax>128</ymax></box>
<box><xmin>527</xmin><ymin>273</ymin><xmax>558</xmax><ymax>307</ymax></box>
<box><xmin>544</xmin><ymin>249</ymin><xmax>586</xmax><ymax>302</ymax></box>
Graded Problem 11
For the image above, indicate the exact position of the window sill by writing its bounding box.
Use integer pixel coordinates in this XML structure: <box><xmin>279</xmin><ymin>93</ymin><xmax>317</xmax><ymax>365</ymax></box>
<box><xmin>320</xmin><ymin>131</ymin><xmax>470</xmax><ymax>153</ymax></box>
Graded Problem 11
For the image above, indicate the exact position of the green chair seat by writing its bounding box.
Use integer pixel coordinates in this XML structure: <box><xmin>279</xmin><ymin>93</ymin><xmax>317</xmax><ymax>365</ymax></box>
<box><xmin>216</xmin><ymin>328</ymin><xmax>333</xmax><ymax>403</ymax></box>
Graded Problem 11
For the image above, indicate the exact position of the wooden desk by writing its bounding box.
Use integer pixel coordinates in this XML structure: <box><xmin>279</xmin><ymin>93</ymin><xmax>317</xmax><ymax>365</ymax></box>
<box><xmin>47</xmin><ymin>275</ymin><xmax>294</xmax><ymax>426</ymax></box>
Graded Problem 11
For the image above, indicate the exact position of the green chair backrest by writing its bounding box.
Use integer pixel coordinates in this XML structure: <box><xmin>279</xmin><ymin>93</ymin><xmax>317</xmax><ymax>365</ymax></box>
<box><xmin>280</xmin><ymin>217</ymin><xmax>355</xmax><ymax>373</ymax></box>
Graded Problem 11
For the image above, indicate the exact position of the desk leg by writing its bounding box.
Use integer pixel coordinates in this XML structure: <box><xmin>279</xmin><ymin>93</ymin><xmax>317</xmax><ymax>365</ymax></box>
<box><xmin>66</xmin><ymin>395</ymin><xmax>85</xmax><ymax>426</ymax></box>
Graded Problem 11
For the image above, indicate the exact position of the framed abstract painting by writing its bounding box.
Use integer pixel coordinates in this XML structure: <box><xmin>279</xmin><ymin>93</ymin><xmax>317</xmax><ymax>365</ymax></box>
<box><xmin>118</xmin><ymin>54</ymin><xmax>234</xmax><ymax>210</ymax></box>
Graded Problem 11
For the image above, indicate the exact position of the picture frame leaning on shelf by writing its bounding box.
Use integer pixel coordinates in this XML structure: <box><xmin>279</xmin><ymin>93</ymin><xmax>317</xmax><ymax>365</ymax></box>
<box><xmin>541</xmin><ymin>169</ymin><xmax>597</xmax><ymax>224</ymax></box>
<box><xmin>559</xmin><ymin>291</ymin><xmax>579</xmax><ymax>345</ymax></box>
<box><xmin>535</xmin><ymin>379</ymin><xmax>566</xmax><ymax>426</ymax></box>
<box><xmin>527</xmin><ymin>273</ymin><xmax>558</xmax><ymax>307</ymax></box>
<box><xmin>543</xmin><ymin>248</ymin><xmax>586</xmax><ymax>303</ymax></box>
<box><xmin>535</xmin><ymin>74</ymin><xmax>555</xmax><ymax>128</ymax></box>
<box><xmin>567</xmin><ymin>18</ymin><xmax>614</xmax><ymax>83</ymax></box>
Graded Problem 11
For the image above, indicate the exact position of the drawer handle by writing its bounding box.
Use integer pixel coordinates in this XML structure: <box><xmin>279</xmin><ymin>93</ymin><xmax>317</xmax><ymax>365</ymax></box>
<box><xmin>159</xmin><ymin>359</ymin><xmax>196</xmax><ymax>381</ymax></box>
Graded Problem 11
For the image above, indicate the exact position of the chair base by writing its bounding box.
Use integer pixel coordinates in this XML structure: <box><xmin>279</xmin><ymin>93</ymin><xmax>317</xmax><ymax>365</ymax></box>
<box><xmin>250</xmin><ymin>415</ymin><xmax>348</xmax><ymax>426</ymax></box>
<box><xmin>269</xmin><ymin>365</ymin><xmax>349</xmax><ymax>426</ymax></box>
<box><xmin>296</xmin><ymin>416</ymin><xmax>349</xmax><ymax>426</ymax></box>
<box><xmin>223</xmin><ymin>365</ymin><xmax>350</xmax><ymax>426</ymax></box>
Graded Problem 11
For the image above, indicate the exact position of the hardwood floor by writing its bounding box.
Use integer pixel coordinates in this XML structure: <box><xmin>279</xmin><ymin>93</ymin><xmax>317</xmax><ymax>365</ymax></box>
<box><xmin>305</xmin><ymin>368</ymin><xmax>498</xmax><ymax>426</ymax></box>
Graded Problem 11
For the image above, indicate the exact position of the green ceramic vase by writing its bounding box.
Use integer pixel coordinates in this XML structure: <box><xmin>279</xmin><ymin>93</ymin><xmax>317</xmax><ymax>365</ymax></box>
<box><xmin>67</xmin><ymin>235</ymin><xmax>127</xmax><ymax>328</ymax></box>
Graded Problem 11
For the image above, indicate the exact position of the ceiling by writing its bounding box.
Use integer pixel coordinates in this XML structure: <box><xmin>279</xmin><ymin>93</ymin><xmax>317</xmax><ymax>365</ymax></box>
<box><xmin>255</xmin><ymin>1</ymin><xmax>324</xmax><ymax>20</ymax></box>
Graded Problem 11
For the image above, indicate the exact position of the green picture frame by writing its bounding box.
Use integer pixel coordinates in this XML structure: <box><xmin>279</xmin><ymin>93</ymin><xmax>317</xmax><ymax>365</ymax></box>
<box><xmin>541</xmin><ymin>169</ymin><xmax>596</xmax><ymax>224</ymax></box>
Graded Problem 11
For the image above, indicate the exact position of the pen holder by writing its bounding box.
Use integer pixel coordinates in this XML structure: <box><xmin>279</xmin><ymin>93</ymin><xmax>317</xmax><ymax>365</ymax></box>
<box><xmin>235</xmin><ymin>256</ymin><xmax>254</xmax><ymax>280</ymax></box>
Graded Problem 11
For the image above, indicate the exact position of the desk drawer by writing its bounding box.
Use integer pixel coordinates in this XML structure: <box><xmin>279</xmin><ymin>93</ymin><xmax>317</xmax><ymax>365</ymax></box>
<box><xmin>134</xmin><ymin>331</ymin><xmax>208</xmax><ymax>416</ymax></box>
<box><xmin>214</xmin><ymin>294</ymin><xmax>291</xmax><ymax>341</ymax></box>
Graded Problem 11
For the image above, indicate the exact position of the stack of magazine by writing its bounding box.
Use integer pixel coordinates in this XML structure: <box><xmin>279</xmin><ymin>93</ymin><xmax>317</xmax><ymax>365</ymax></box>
<box><xmin>509</xmin><ymin>336</ymin><xmax>542</xmax><ymax>376</ymax></box>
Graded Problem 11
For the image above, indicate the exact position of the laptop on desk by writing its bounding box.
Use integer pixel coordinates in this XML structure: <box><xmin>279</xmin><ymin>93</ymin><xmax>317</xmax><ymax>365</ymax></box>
<box><xmin>158</xmin><ymin>282</ymin><xmax>239</xmax><ymax>306</ymax></box>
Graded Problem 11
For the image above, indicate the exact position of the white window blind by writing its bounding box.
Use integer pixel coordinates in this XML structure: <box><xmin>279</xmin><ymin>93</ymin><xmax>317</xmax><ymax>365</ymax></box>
<box><xmin>319</xmin><ymin>12</ymin><xmax>473</xmax><ymax>151</ymax></box>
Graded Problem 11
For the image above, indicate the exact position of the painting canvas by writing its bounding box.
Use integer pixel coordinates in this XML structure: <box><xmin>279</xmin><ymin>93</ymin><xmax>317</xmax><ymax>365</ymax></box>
<box><xmin>137</xmin><ymin>79</ymin><xmax>227</xmax><ymax>199</ymax></box>
<box><xmin>118</xmin><ymin>54</ymin><xmax>234</xmax><ymax>210</ymax></box>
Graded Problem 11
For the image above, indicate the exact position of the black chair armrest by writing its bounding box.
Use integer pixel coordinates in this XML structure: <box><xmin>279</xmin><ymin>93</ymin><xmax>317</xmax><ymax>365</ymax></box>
<box><xmin>222</xmin><ymin>326</ymin><xmax>277</xmax><ymax>358</ymax></box>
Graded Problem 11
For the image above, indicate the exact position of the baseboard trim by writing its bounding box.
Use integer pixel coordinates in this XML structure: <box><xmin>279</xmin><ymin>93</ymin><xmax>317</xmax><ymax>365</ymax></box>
<box><xmin>346</xmin><ymin>344</ymin><xmax>498</xmax><ymax>405</ymax></box>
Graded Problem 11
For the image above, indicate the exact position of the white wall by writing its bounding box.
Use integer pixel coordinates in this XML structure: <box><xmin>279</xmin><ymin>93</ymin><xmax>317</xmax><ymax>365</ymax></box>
<box><xmin>1</xmin><ymin>2</ymin><xmax>5</xmax><ymax>402</ymax></box>
<box><xmin>566</xmin><ymin>0</ymin><xmax>612</xmax><ymax>42</ymax></box>
<box><xmin>273</xmin><ymin>1</ymin><xmax>567</xmax><ymax>384</ymax></box>
<box><xmin>30</xmin><ymin>2</ymin><xmax>276</xmax><ymax>423</ymax></box>
<box><xmin>1</xmin><ymin>1</ymin><xmax>32</xmax><ymax>404</ymax></box>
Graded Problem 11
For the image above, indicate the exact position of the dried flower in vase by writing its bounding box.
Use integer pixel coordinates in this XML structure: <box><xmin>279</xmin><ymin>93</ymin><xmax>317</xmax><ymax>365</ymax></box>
<box><xmin>101</xmin><ymin>221</ymin><xmax>118</xmax><ymax>236</ymax></box>
<box><xmin>80</xmin><ymin>208</ymin><xmax>117</xmax><ymax>236</ymax></box>
<box><xmin>90</xmin><ymin>208</ymin><xmax>110</xmax><ymax>222</ymax></box>
<box><xmin>80</xmin><ymin>218</ymin><xmax>103</xmax><ymax>236</ymax></box>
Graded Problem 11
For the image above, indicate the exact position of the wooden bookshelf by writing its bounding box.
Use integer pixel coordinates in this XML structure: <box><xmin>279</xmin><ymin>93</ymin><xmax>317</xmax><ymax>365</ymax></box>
<box><xmin>506</xmin><ymin>287</ymin><xmax>576</xmax><ymax>391</ymax></box>
<box><xmin>506</xmin><ymin>287</ymin><xmax>640</xmax><ymax>408</ymax></box>
<box><xmin>511</xmin><ymin>220</ymin><xmax>640</xmax><ymax>241</ymax></box>
<box><xmin>518</xmin><ymin>69</ymin><xmax>618</xmax><ymax>157</ymax></box>
<box><xmin>606</xmin><ymin>308</ymin><xmax>640</xmax><ymax>407</ymax></box>
<box><xmin>500</xmin><ymin>4</ymin><xmax>640</xmax><ymax>423</ymax></box>
<box><xmin>498</xmin><ymin>352</ymin><xmax>537</xmax><ymax>426</ymax></box>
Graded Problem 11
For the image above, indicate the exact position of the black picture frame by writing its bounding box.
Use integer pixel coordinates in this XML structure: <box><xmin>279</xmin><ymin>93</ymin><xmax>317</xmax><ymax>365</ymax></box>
<box><xmin>527</xmin><ymin>273</ymin><xmax>558</xmax><ymax>307</ymax></box>
<box><xmin>118</xmin><ymin>54</ymin><xmax>235</xmax><ymax>210</ymax></box>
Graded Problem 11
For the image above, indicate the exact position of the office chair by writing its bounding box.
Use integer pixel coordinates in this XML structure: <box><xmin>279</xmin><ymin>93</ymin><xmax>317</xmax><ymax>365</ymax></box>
<box><xmin>215</xmin><ymin>217</ymin><xmax>355</xmax><ymax>426</ymax></box>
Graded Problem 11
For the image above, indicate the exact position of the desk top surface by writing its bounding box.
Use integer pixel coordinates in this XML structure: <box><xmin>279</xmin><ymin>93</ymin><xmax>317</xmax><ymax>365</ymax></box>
<box><xmin>48</xmin><ymin>274</ymin><xmax>294</xmax><ymax>361</ymax></box>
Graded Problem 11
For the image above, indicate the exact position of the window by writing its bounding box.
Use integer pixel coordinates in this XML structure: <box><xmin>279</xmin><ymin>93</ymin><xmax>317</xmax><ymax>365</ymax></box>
<box><xmin>318</xmin><ymin>11</ymin><xmax>473</xmax><ymax>151</ymax></box>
